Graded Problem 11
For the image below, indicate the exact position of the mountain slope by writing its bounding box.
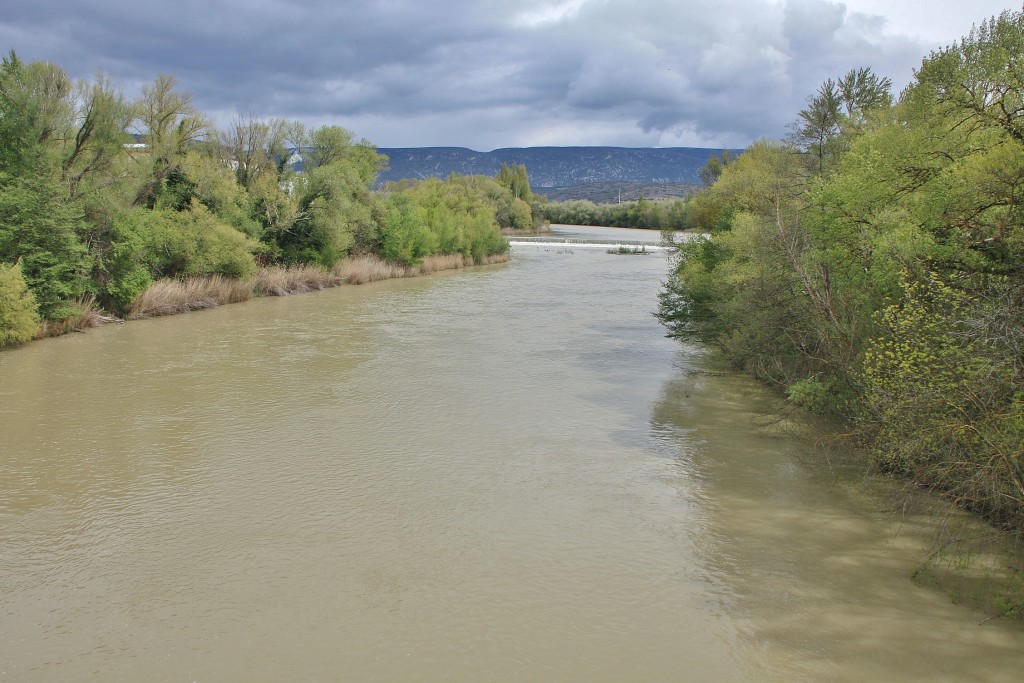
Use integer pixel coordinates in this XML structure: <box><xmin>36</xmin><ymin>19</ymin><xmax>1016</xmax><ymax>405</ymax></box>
<box><xmin>376</xmin><ymin>146</ymin><xmax>742</xmax><ymax>188</ymax></box>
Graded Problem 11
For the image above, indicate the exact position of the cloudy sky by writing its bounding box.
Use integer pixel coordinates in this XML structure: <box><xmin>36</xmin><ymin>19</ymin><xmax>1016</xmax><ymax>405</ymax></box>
<box><xmin>1</xmin><ymin>0</ymin><xmax>1017</xmax><ymax>150</ymax></box>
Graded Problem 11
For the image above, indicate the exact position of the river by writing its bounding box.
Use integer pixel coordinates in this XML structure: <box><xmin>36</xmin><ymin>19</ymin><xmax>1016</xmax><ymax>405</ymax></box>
<box><xmin>1</xmin><ymin>225</ymin><xmax>1021</xmax><ymax>681</ymax></box>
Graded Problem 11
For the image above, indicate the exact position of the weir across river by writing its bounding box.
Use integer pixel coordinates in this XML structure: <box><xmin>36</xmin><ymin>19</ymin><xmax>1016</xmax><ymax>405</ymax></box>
<box><xmin>508</xmin><ymin>235</ymin><xmax>674</xmax><ymax>251</ymax></box>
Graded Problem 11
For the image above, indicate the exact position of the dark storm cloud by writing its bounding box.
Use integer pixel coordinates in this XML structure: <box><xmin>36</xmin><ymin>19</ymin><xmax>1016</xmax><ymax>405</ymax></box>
<box><xmin>0</xmin><ymin>0</ymin><xmax>954</xmax><ymax>148</ymax></box>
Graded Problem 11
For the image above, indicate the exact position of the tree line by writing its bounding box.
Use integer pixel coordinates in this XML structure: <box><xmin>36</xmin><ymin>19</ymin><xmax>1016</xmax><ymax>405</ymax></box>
<box><xmin>540</xmin><ymin>150</ymin><xmax>737</xmax><ymax>230</ymax></box>
<box><xmin>659</xmin><ymin>12</ymin><xmax>1024</xmax><ymax>531</ymax></box>
<box><xmin>0</xmin><ymin>53</ymin><xmax>535</xmax><ymax>345</ymax></box>
<box><xmin>540</xmin><ymin>196</ymin><xmax>691</xmax><ymax>230</ymax></box>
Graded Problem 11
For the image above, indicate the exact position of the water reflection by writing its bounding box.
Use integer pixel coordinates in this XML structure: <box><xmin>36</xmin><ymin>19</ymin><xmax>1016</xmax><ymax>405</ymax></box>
<box><xmin>650</xmin><ymin>352</ymin><xmax>1024</xmax><ymax>682</ymax></box>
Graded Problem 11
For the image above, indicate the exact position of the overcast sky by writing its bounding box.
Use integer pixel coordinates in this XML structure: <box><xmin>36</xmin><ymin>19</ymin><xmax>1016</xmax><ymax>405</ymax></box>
<box><xmin>1</xmin><ymin>0</ymin><xmax>1017</xmax><ymax>150</ymax></box>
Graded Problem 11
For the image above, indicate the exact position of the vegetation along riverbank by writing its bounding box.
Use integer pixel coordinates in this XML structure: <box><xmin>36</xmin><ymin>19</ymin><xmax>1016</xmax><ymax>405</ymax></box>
<box><xmin>658</xmin><ymin>8</ymin><xmax>1024</xmax><ymax>582</ymax></box>
<box><xmin>0</xmin><ymin>52</ymin><xmax>543</xmax><ymax>346</ymax></box>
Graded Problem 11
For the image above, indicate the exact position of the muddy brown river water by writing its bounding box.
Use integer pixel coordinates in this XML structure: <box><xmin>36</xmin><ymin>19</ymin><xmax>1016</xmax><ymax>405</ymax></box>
<box><xmin>2</xmin><ymin>225</ymin><xmax>1021</xmax><ymax>681</ymax></box>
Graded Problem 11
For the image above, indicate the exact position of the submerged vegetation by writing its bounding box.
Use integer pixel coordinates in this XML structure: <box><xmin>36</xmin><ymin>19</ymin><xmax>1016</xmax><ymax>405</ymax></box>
<box><xmin>0</xmin><ymin>52</ymin><xmax>530</xmax><ymax>346</ymax></box>
<box><xmin>607</xmin><ymin>245</ymin><xmax>649</xmax><ymax>255</ymax></box>
<box><xmin>659</xmin><ymin>11</ymin><xmax>1024</xmax><ymax>539</ymax></box>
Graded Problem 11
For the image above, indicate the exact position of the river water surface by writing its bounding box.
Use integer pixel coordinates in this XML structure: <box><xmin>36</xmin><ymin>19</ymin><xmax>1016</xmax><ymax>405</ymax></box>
<box><xmin>2</xmin><ymin>225</ymin><xmax>1022</xmax><ymax>681</ymax></box>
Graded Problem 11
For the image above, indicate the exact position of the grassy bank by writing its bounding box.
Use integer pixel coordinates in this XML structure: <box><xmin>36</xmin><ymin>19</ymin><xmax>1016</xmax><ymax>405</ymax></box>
<box><xmin>500</xmin><ymin>224</ymin><xmax>551</xmax><ymax>236</ymax></box>
<box><xmin>125</xmin><ymin>253</ymin><xmax>509</xmax><ymax>320</ymax></box>
<box><xmin>8</xmin><ymin>253</ymin><xmax>509</xmax><ymax>339</ymax></box>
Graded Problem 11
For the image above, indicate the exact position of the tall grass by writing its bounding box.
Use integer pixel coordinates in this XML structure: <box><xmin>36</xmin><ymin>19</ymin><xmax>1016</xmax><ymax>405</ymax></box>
<box><xmin>332</xmin><ymin>252</ymin><xmax>507</xmax><ymax>283</ymax></box>
<box><xmin>480</xmin><ymin>253</ymin><xmax>511</xmax><ymax>265</ymax></box>
<box><xmin>37</xmin><ymin>296</ymin><xmax>121</xmax><ymax>338</ymax></box>
<box><xmin>416</xmin><ymin>252</ymin><xmax>467</xmax><ymax>274</ymax></box>
<box><xmin>333</xmin><ymin>255</ymin><xmax>410</xmax><ymax>285</ymax></box>
<box><xmin>253</xmin><ymin>265</ymin><xmax>341</xmax><ymax>296</ymax></box>
<box><xmin>128</xmin><ymin>276</ymin><xmax>252</xmax><ymax>319</ymax></box>
<box><xmin>122</xmin><ymin>252</ymin><xmax>511</xmax><ymax>321</ymax></box>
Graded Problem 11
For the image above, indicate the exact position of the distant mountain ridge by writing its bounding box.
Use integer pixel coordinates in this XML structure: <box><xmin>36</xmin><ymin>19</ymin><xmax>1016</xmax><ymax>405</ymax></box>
<box><xmin>376</xmin><ymin>146</ymin><xmax>742</xmax><ymax>188</ymax></box>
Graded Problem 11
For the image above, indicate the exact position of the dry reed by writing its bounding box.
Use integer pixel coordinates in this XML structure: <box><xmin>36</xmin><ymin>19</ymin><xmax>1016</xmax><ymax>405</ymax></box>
<box><xmin>417</xmin><ymin>253</ymin><xmax>467</xmax><ymax>274</ymax></box>
<box><xmin>332</xmin><ymin>255</ymin><xmax>410</xmax><ymax>284</ymax></box>
<box><xmin>128</xmin><ymin>275</ymin><xmax>252</xmax><ymax>319</ymax></box>
<box><xmin>121</xmin><ymin>251</ymin><xmax>508</xmax><ymax>323</ymax></box>
<box><xmin>253</xmin><ymin>265</ymin><xmax>341</xmax><ymax>296</ymax></box>
<box><xmin>37</xmin><ymin>296</ymin><xmax>122</xmax><ymax>338</ymax></box>
<box><xmin>481</xmin><ymin>253</ymin><xmax>511</xmax><ymax>265</ymax></box>
<box><xmin>332</xmin><ymin>252</ymin><xmax>509</xmax><ymax>283</ymax></box>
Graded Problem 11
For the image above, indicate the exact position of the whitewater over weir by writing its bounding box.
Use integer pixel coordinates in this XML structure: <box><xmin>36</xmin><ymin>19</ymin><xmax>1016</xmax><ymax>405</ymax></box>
<box><xmin>508</xmin><ymin>235</ymin><xmax>674</xmax><ymax>251</ymax></box>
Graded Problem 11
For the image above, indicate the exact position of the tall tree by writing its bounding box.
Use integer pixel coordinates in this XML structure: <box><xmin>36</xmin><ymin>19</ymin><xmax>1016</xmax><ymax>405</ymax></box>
<box><xmin>915</xmin><ymin>11</ymin><xmax>1024</xmax><ymax>143</ymax></box>
<box><xmin>221</xmin><ymin>115</ymin><xmax>294</xmax><ymax>190</ymax></box>
<box><xmin>133</xmin><ymin>75</ymin><xmax>208</xmax><ymax>207</ymax></box>
<box><xmin>698</xmin><ymin>149</ymin><xmax>733</xmax><ymax>186</ymax></box>
<box><xmin>0</xmin><ymin>51</ymin><xmax>73</xmax><ymax>174</ymax></box>
<box><xmin>791</xmin><ymin>68</ymin><xmax>892</xmax><ymax>174</ymax></box>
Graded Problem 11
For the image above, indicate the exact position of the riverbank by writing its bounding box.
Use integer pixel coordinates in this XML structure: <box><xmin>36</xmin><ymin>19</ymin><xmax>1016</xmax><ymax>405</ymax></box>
<box><xmin>28</xmin><ymin>252</ymin><xmax>510</xmax><ymax>338</ymax></box>
<box><xmin>777</xmin><ymin>404</ymin><xmax>1024</xmax><ymax>621</ymax></box>
<box><xmin>500</xmin><ymin>224</ymin><xmax>552</xmax><ymax>236</ymax></box>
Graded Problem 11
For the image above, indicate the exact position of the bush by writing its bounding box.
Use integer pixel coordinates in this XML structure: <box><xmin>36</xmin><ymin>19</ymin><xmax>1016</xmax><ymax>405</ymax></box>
<box><xmin>0</xmin><ymin>171</ymin><xmax>88</xmax><ymax>320</ymax></box>
<box><xmin>381</xmin><ymin>194</ymin><xmax>434</xmax><ymax>266</ymax></box>
<box><xmin>787</xmin><ymin>377</ymin><xmax>834</xmax><ymax>414</ymax></box>
<box><xmin>861</xmin><ymin>276</ymin><xmax>1024</xmax><ymax>526</ymax></box>
<box><xmin>139</xmin><ymin>203</ymin><xmax>259</xmax><ymax>280</ymax></box>
<box><xmin>0</xmin><ymin>260</ymin><xmax>40</xmax><ymax>346</ymax></box>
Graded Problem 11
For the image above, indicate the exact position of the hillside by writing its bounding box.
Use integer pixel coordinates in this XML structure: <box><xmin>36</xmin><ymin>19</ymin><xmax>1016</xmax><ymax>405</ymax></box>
<box><xmin>536</xmin><ymin>181</ymin><xmax>696</xmax><ymax>203</ymax></box>
<box><xmin>376</xmin><ymin>146</ymin><xmax>742</xmax><ymax>189</ymax></box>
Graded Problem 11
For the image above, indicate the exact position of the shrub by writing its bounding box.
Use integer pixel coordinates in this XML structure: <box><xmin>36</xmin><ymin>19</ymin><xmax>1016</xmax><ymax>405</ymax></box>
<box><xmin>0</xmin><ymin>171</ymin><xmax>88</xmax><ymax>320</ymax></box>
<box><xmin>140</xmin><ymin>203</ymin><xmax>259</xmax><ymax>280</ymax></box>
<box><xmin>0</xmin><ymin>260</ymin><xmax>40</xmax><ymax>346</ymax></box>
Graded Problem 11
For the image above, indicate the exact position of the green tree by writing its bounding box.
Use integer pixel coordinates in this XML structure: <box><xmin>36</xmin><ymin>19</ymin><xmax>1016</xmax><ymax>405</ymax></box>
<box><xmin>790</xmin><ymin>68</ymin><xmax>892</xmax><ymax>174</ymax></box>
<box><xmin>0</xmin><ymin>260</ymin><xmax>40</xmax><ymax>346</ymax></box>
<box><xmin>0</xmin><ymin>52</ymin><xmax>73</xmax><ymax>175</ymax></box>
<box><xmin>496</xmin><ymin>163</ymin><xmax>532</xmax><ymax>203</ymax></box>
<box><xmin>222</xmin><ymin>115</ymin><xmax>294</xmax><ymax>190</ymax></box>
<box><xmin>862</xmin><ymin>276</ymin><xmax>1024</xmax><ymax>526</ymax></box>
<box><xmin>0</xmin><ymin>171</ymin><xmax>87</xmax><ymax>320</ymax></box>
<box><xmin>698</xmin><ymin>150</ymin><xmax>733</xmax><ymax>186</ymax></box>
<box><xmin>60</xmin><ymin>74</ymin><xmax>133</xmax><ymax>202</ymax></box>
<box><xmin>133</xmin><ymin>75</ymin><xmax>209</xmax><ymax>208</ymax></box>
<box><xmin>915</xmin><ymin>11</ymin><xmax>1024</xmax><ymax>143</ymax></box>
<box><xmin>660</xmin><ymin>8</ymin><xmax>1024</xmax><ymax>526</ymax></box>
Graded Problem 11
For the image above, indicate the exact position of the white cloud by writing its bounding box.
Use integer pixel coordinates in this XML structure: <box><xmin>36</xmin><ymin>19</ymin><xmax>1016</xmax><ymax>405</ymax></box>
<box><xmin>515</xmin><ymin>0</ymin><xmax>592</xmax><ymax>27</ymax></box>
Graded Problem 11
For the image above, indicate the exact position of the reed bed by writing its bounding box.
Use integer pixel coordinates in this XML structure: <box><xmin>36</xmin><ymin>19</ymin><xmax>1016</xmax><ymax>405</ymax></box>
<box><xmin>333</xmin><ymin>252</ymin><xmax>510</xmax><ymax>283</ymax></box>
<box><xmin>37</xmin><ymin>296</ymin><xmax>121</xmax><ymax>337</ymax></box>
<box><xmin>128</xmin><ymin>275</ymin><xmax>252</xmax><ymax>319</ymax></box>
<box><xmin>417</xmin><ymin>253</ymin><xmax>468</xmax><ymax>274</ymax></box>
<box><xmin>115</xmin><ymin>251</ymin><xmax>509</xmax><ymax>323</ymax></box>
<box><xmin>253</xmin><ymin>265</ymin><xmax>341</xmax><ymax>296</ymax></box>
<box><xmin>332</xmin><ymin>255</ymin><xmax>411</xmax><ymax>284</ymax></box>
<box><xmin>480</xmin><ymin>253</ymin><xmax>511</xmax><ymax>266</ymax></box>
<box><xmin>18</xmin><ymin>251</ymin><xmax>508</xmax><ymax>343</ymax></box>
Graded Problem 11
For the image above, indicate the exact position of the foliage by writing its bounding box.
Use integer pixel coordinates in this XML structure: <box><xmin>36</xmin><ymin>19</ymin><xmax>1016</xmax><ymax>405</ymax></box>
<box><xmin>380</xmin><ymin>193</ymin><xmax>434</xmax><ymax>265</ymax></box>
<box><xmin>0</xmin><ymin>170</ymin><xmax>88</xmax><ymax>319</ymax></box>
<box><xmin>379</xmin><ymin>175</ymin><xmax>510</xmax><ymax>265</ymax></box>
<box><xmin>0</xmin><ymin>54</ymin><xmax>514</xmax><ymax>332</ymax></box>
<box><xmin>789</xmin><ymin>67</ymin><xmax>893</xmax><ymax>174</ymax></box>
<box><xmin>496</xmin><ymin>163</ymin><xmax>532</xmax><ymax>203</ymax></box>
<box><xmin>141</xmin><ymin>203</ymin><xmax>259</xmax><ymax>279</ymax></box>
<box><xmin>862</xmin><ymin>276</ymin><xmax>1024</xmax><ymax>527</ymax></box>
<box><xmin>133</xmin><ymin>74</ymin><xmax>209</xmax><ymax>208</ymax></box>
<box><xmin>542</xmin><ymin>196</ymin><xmax>692</xmax><ymax>230</ymax></box>
<box><xmin>0</xmin><ymin>260</ymin><xmax>39</xmax><ymax>346</ymax></box>
<box><xmin>699</xmin><ymin>150</ymin><xmax>733</xmax><ymax>186</ymax></box>
<box><xmin>658</xmin><ymin>9</ymin><xmax>1024</xmax><ymax>528</ymax></box>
